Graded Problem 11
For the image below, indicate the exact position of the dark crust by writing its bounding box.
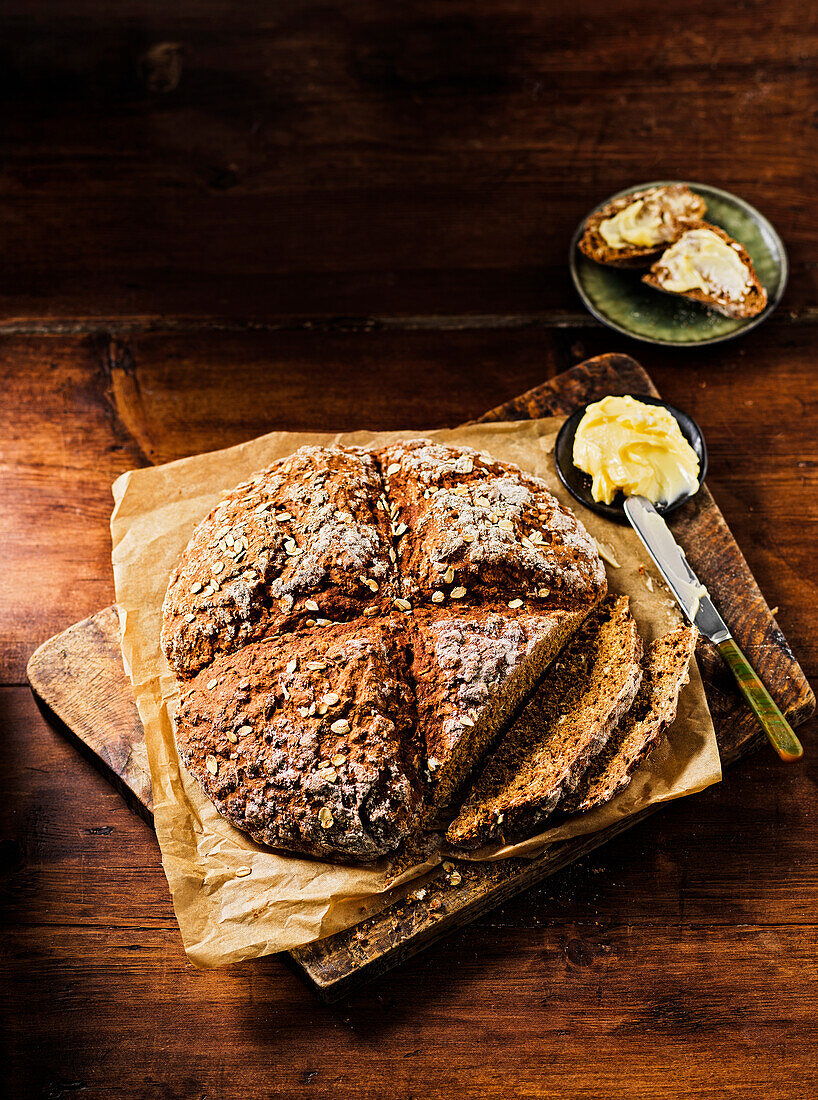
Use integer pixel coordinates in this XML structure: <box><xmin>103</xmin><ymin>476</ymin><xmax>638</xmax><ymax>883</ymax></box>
<box><xmin>161</xmin><ymin>446</ymin><xmax>399</xmax><ymax>679</ymax></box>
<box><xmin>174</xmin><ymin>619</ymin><xmax>423</xmax><ymax>861</ymax></box>
<box><xmin>164</xmin><ymin>440</ymin><xmax>607</xmax><ymax>861</ymax></box>
<box><xmin>642</xmin><ymin>221</ymin><xmax>768</xmax><ymax>319</ymax></box>
<box><xmin>578</xmin><ymin>185</ymin><xmax>706</xmax><ymax>269</ymax></box>
<box><xmin>446</xmin><ymin>596</ymin><xmax>643</xmax><ymax>849</ymax></box>
<box><xmin>561</xmin><ymin>626</ymin><xmax>696</xmax><ymax>816</ymax></box>
<box><xmin>377</xmin><ymin>439</ymin><xmax>606</xmax><ymax>613</ymax></box>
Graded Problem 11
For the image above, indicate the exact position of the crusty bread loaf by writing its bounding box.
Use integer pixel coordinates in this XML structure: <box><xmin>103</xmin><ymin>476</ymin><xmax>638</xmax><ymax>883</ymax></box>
<box><xmin>446</xmin><ymin>596</ymin><xmax>643</xmax><ymax>849</ymax></box>
<box><xmin>175</xmin><ymin>619</ymin><xmax>422</xmax><ymax>861</ymax></box>
<box><xmin>561</xmin><ymin>625</ymin><xmax>696</xmax><ymax>816</ymax></box>
<box><xmin>643</xmin><ymin>221</ymin><xmax>767</xmax><ymax>319</ymax></box>
<box><xmin>578</xmin><ymin>185</ymin><xmax>706</xmax><ymax>268</ymax></box>
<box><xmin>165</xmin><ymin>441</ymin><xmax>607</xmax><ymax>860</ymax></box>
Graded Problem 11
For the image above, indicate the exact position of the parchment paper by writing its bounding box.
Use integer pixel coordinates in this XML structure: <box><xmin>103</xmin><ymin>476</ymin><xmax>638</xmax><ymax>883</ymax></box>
<box><xmin>111</xmin><ymin>418</ymin><xmax>721</xmax><ymax>967</ymax></box>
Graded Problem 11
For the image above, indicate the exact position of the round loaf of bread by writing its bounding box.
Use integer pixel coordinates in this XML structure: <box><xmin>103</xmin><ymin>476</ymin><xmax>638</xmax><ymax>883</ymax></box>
<box><xmin>163</xmin><ymin>440</ymin><xmax>607</xmax><ymax>861</ymax></box>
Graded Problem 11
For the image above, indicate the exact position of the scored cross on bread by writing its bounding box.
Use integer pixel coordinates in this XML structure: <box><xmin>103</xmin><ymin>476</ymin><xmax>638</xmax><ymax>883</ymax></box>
<box><xmin>163</xmin><ymin>440</ymin><xmax>607</xmax><ymax>861</ymax></box>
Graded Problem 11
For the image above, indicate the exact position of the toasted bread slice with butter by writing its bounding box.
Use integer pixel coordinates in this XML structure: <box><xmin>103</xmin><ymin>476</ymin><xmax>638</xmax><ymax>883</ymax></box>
<box><xmin>643</xmin><ymin>221</ymin><xmax>767</xmax><ymax>319</ymax></box>
<box><xmin>578</xmin><ymin>185</ymin><xmax>706</xmax><ymax>269</ymax></box>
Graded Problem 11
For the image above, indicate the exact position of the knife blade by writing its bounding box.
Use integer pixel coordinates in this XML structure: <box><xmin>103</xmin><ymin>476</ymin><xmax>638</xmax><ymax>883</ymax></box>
<box><xmin>623</xmin><ymin>495</ymin><xmax>729</xmax><ymax>643</ymax></box>
<box><xmin>623</xmin><ymin>494</ymin><xmax>803</xmax><ymax>761</ymax></box>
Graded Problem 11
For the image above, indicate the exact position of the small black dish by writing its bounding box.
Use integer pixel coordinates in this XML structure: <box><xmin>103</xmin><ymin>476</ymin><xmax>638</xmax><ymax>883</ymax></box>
<box><xmin>554</xmin><ymin>395</ymin><xmax>708</xmax><ymax>525</ymax></box>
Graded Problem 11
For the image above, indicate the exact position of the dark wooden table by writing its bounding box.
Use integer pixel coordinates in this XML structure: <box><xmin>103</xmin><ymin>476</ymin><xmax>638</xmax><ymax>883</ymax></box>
<box><xmin>2</xmin><ymin>3</ymin><xmax>817</xmax><ymax>1097</ymax></box>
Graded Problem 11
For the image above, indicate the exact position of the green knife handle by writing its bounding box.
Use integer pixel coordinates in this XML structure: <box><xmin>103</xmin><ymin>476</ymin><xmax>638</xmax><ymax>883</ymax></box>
<box><xmin>717</xmin><ymin>638</ymin><xmax>803</xmax><ymax>761</ymax></box>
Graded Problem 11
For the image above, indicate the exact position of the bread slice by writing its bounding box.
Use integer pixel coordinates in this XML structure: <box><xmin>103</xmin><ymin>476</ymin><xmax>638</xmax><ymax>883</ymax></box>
<box><xmin>561</xmin><ymin>625</ymin><xmax>696</xmax><ymax>816</ymax></box>
<box><xmin>643</xmin><ymin>221</ymin><xmax>767</xmax><ymax>319</ymax></box>
<box><xmin>411</xmin><ymin>605</ymin><xmax>597</xmax><ymax>818</ymax></box>
<box><xmin>578</xmin><ymin>185</ymin><xmax>706</xmax><ymax>269</ymax></box>
<box><xmin>446</xmin><ymin>596</ymin><xmax>643</xmax><ymax>849</ymax></box>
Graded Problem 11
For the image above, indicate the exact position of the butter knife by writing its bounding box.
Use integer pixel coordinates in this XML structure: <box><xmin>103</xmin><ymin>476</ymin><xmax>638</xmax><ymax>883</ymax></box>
<box><xmin>624</xmin><ymin>495</ymin><xmax>803</xmax><ymax>761</ymax></box>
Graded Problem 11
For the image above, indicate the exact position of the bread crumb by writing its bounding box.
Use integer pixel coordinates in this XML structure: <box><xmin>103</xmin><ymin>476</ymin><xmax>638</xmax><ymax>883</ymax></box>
<box><xmin>595</xmin><ymin>540</ymin><xmax>621</xmax><ymax>569</ymax></box>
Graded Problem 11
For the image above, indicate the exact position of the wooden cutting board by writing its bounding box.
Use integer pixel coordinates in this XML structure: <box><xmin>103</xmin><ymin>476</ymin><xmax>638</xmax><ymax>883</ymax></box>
<box><xmin>27</xmin><ymin>353</ymin><xmax>814</xmax><ymax>1002</ymax></box>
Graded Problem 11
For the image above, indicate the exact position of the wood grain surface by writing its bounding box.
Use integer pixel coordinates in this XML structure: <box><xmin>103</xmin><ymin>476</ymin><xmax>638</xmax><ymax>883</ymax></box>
<box><xmin>3</xmin><ymin>0</ymin><xmax>818</xmax><ymax>1096</ymax></box>
<box><xmin>27</xmin><ymin>606</ymin><xmax>154</xmax><ymax>824</ymax></box>
<box><xmin>25</xmin><ymin>352</ymin><xmax>814</xmax><ymax>1001</ymax></box>
<box><xmin>2</xmin><ymin>1</ymin><xmax>817</xmax><ymax>324</ymax></box>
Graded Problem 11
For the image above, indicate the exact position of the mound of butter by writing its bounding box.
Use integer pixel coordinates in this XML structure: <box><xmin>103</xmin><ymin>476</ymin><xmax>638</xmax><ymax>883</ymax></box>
<box><xmin>573</xmin><ymin>395</ymin><xmax>700</xmax><ymax>506</ymax></box>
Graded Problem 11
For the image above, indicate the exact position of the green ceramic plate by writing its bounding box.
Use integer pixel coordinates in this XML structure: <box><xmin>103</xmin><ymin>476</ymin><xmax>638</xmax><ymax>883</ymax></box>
<box><xmin>569</xmin><ymin>181</ymin><xmax>787</xmax><ymax>346</ymax></box>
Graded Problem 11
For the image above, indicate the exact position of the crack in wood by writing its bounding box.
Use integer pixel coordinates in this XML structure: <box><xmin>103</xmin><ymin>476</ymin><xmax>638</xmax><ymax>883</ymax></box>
<box><xmin>96</xmin><ymin>336</ymin><xmax>156</xmax><ymax>467</ymax></box>
<box><xmin>1</xmin><ymin>310</ymin><xmax>816</xmax><ymax>338</ymax></box>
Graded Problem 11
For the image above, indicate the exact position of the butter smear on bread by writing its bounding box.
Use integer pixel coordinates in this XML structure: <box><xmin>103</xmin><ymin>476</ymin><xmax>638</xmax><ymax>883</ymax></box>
<box><xmin>598</xmin><ymin>191</ymin><xmax>697</xmax><ymax>251</ymax></box>
<box><xmin>573</xmin><ymin>395</ymin><xmax>700</xmax><ymax>506</ymax></box>
<box><xmin>655</xmin><ymin>227</ymin><xmax>752</xmax><ymax>298</ymax></box>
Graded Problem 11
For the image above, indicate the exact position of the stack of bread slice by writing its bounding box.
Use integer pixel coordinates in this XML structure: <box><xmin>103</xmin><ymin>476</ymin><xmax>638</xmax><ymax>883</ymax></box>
<box><xmin>447</xmin><ymin>599</ymin><xmax>696</xmax><ymax>849</ymax></box>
